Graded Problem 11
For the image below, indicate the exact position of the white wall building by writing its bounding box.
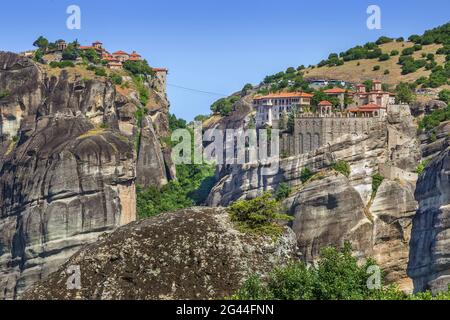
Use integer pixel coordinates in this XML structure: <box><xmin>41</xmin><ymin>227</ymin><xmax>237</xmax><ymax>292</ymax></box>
<box><xmin>254</xmin><ymin>92</ymin><xmax>313</xmax><ymax>128</ymax></box>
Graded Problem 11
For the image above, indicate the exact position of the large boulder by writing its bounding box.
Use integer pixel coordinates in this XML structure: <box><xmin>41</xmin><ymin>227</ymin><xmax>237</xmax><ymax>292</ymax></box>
<box><xmin>0</xmin><ymin>52</ymin><xmax>173</xmax><ymax>299</ymax></box>
<box><xmin>21</xmin><ymin>207</ymin><xmax>298</xmax><ymax>300</ymax></box>
<box><xmin>289</xmin><ymin>171</ymin><xmax>373</xmax><ymax>262</ymax></box>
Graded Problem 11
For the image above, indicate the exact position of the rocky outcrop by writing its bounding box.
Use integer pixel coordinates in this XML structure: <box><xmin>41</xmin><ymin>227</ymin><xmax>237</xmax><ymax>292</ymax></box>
<box><xmin>207</xmin><ymin>105</ymin><xmax>421</xmax><ymax>290</ymax></box>
<box><xmin>21</xmin><ymin>207</ymin><xmax>298</xmax><ymax>300</ymax></box>
<box><xmin>410</xmin><ymin>99</ymin><xmax>447</xmax><ymax>117</ymax></box>
<box><xmin>288</xmin><ymin>171</ymin><xmax>373</xmax><ymax>262</ymax></box>
<box><xmin>0</xmin><ymin>52</ymin><xmax>172</xmax><ymax>299</ymax></box>
<box><xmin>408</xmin><ymin>141</ymin><xmax>450</xmax><ymax>294</ymax></box>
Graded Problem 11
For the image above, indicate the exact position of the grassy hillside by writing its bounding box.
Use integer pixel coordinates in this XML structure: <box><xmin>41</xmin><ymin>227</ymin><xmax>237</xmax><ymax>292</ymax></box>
<box><xmin>304</xmin><ymin>42</ymin><xmax>447</xmax><ymax>87</ymax></box>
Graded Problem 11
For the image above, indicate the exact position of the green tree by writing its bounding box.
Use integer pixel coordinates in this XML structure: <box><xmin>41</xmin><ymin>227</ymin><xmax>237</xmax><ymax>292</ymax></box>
<box><xmin>123</xmin><ymin>59</ymin><xmax>154</xmax><ymax>77</ymax></box>
<box><xmin>395</xmin><ymin>83</ymin><xmax>416</xmax><ymax>104</ymax></box>
<box><xmin>228</xmin><ymin>193</ymin><xmax>293</xmax><ymax>237</ymax></box>
<box><xmin>275</xmin><ymin>182</ymin><xmax>291</xmax><ymax>201</ymax></box>
<box><xmin>232</xmin><ymin>242</ymin><xmax>450</xmax><ymax>300</ymax></box>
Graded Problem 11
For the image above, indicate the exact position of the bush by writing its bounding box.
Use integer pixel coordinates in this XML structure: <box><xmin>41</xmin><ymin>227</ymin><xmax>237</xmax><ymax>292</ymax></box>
<box><xmin>332</xmin><ymin>160</ymin><xmax>351</xmax><ymax>177</ymax></box>
<box><xmin>419</xmin><ymin>106</ymin><xmax>450</xmax><ymax>131</ymax></box>
<box><xmin>390</xmin><ymin>50</ymin><xmax>399</xmax><ymax>56</ymax></box>
<box><xmin>123</xmin><ymin>59</ymin><xmax>154</xmax><ymax>77</ymax></box>
<box><xmin>300</xmin><ymin>168</ymin><xmax>314</xmax><ymax>183</ymax></box>
<box><xmin>378</xmin><ymin>53</ymin><xmax>390</xmax><ymax>61</ymax></box>
<box><xmin>232</xmin><ymin>242</ymin><xmax>450</xmax><ymax>300</ymax></box>
<box><xmin>384</xmin><ymin>69</ymin><xmax>390</xmax><ymax>75</ymax></box>
<box><xmin>401</xmin><ymin>47</ymin><xmax>415</xmax><ymax>56</ymax></box>
<box><xmin>110</xmin><ymin>73</ymin><xmax>123</xmax><ymax>85</ymax></box>
<box><xmin>49</xmin><ymin>60</ymin><xmax>75</xmax><ymax>69</ymax></box>
<box><xmin>137</xmin><ymin>162</ymin><xmax>216</xmax><ymax>218</ymax></box>
<box><xmin>275</xmin><ymin>182</ymin><xmax>291</xmax><ymax>201</ymax></box>
<box><xmin>376</xmin><ymin>36</ymin><xmax>393</xmax><ymax>45</ymax></box>
<box><xmin>94</xmin><ymin>67</ymin><xmax>107</xmax><ymax>77</ymax></box>
<box><xmin>416</xmin><ymin>158</ymin><xmax>432</xmax><ymax>175</ymax></box>
<box><xmin>372</xmin><ymin>173</ymin><xmax>384</xmax><ymax>198</ymax></box>
<box><xmin>227</xmin><ymin>193</ymin><xmax>293</xmax><ymax>237</ymax></box>
<box><xmin>34</xmin><ymin>49</ymin><xmax>44</xmax><ymax>62</ymax></box>
<box><xmin>210</xmin><ymin>96</ymin><xmax>239</xmax><ymax>116</ymax></box>
<box><xmin>413</xmin><ymin>44</ymin><xmax>423</xmax><ymax>51</ymax></box>
<box><xmin>438</xmin><ymin>89</ymin><xmax>450</xmax><ymax>104</ymax></box>
<box><xmin>0</xmin><ymin>90</ymin><xmax>10</xmax><ymax>99</ymax></box>
<box><xmin>373</xmin><ymin>65</ymin><xmax>381</xmax><ymax>71</ymax></box>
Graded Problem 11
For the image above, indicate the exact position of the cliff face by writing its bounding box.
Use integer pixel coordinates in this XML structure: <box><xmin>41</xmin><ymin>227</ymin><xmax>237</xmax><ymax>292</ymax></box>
<box><xmin>21</xmin><ymin>207</ymin><xmax>297</xmax><ymax>300</ymax></box>
<box><xmin>207</xmin><ymin>105</ymin><xmax>420</xmax><ymax>291</ymax></box>
<box><xmin>408</xmin><ymin>125</ymin><xmax>450</xmax><ymax>293</ymax></box>
<box><xmin>0</xmin><ymin>52</ymin><xmax>172</xmax><ymax>299</ymax></box>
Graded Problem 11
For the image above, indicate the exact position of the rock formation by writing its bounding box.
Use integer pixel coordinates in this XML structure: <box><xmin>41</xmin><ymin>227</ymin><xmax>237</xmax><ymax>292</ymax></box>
<box><xmin>21</xmin><ymin>207</ymin><xmax>297</xmax><ymax>300</ymax></box>
<box><xmin>0</xmin><ymin>52</ymin><xmax>172</xmax><ymax>299</ymax></box>
<box><xmin>207</xmin><ymin>105</ymin><xmax>421</xmax><ymax>291</ymax></box>
<box><xmin>408</xmin><ymin>127</ymin><xmax>450</xmax><ymax>293</ymax></box>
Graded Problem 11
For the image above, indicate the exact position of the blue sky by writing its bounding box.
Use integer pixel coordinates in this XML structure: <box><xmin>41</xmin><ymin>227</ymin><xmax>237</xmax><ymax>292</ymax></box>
<box><xmin>1</xmin><ymin>0</ymin><xmax>449</xmax><ymax>120</ymax></box>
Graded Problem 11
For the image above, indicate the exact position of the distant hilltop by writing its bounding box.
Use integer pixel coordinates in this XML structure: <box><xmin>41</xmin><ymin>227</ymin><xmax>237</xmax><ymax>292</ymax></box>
<box><xmin>21</xmin><ymin>37</ymin><xmax>168</xmax><ymax>74</ymax></box>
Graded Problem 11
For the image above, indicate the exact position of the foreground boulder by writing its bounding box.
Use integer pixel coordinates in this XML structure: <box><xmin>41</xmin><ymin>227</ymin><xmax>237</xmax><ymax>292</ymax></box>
<box><xmin>21</xmin><ymin>207</ymin><xmax>297</xmax><ymax>300</ymax></box>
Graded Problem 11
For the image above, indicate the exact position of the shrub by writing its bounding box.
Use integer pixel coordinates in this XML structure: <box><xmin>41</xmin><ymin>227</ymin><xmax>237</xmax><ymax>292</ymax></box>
<box><xmin>376</xmin><ymin>36</ymin><xmax>393</xmax><ymax>45</ymax></box>
<box><xmin>438</xmin><ymin>89</ymin><xmax>450</xmax><ymax>104</ymax></box>
<box><xmin>227</xmin><ymin>193</ymin><xmax>293</xmax><ymax>237</ymax></box>
<box><xmin>373</xmin><ymin>65</ymin><xmax>381</xmax><ymax>71</ymax></box>
<box><xmin>332</xmin><ymin>160</ymin><xmax>351</xmax><ymax>177</ymax></box>
<box><xmin>300</xmin><ymin>168</ymin><xmax>314</xmax><ymax>183</ymax></box>
<box><xmin>416</xmin><ymin>158</ymin><xmax>432</xmax><ymax>175</ymax></box>
<box><xmin>413</xmin><ymin>44</ymin><xmax>423</xmax><ymax>51</ymax></box>
<box><xmin>49</xmin><ymin>60</ymin><xmax>75</xmax><ymax>68</ymax></box>
<box><xmin>372</xmin><ymin>173</ymin><xmax>384</xmax><ymax>198</ymax></box>
<box><xmin>34</xmin><ymin>49</ymin><xmax>44</xmax><ymax>62</ymax></box>
<box><xmin>401</xmin><ymin>47</ymin><xmax>415</xmax><ymax>56</ymax></box>
<box><xmin>378</xmin><ymin>54</ymin><xmax>390</xmax><ymax>61</ymax></box>
<box><xmin>110</xmin><ymin>73</ymin><xmax>123</xmax><ymax>85</ymax></box>
<box><xmin>0</xmin><ymin>90</ymin><xmax>10</xmax><ymax>99</ymax></box>
<box><xmin>232</xmin><ymin>242</ymin><xmax>450</xmax><ymax>300</ymax></box>
<box><xmin>419</xmin><ymin>106</ymin><xmax>450</xmax><ymax>131</ymax></box>
<box><xmin>275</xmin><ymin>182</ymin><xmax>291</xmax><ymax>201</ymax></box>
<box><xmin>384</xmin><ymin>69</ymin><xmax>390</xmax><ymax>75</ymax></box>
<box><xmin>94</xmin><ymin>67</ymin><xmax>107</xmax><ymax>77</ymax></box>
<box><xmin>390</xmin><ymin>50</ymin><xmax>399</xmax><ymax>56</ymax></box>
<box><xmin>123</xmin><ymin>59</ymin><xmax>154</xmax><ymax>77</ymax></box>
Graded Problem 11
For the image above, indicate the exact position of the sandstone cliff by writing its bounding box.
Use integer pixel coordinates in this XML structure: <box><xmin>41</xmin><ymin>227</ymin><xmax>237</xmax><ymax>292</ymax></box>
<box><xmin>407</xmin><ymin>115</ymin><xmax>450</xmax><ymax>293</ymax></box>
<box><xmin>21</xmin><ymin>207</ymin><xmax>297</xmax><ymax>300</ymax></box>
<box><xmin>207</xmin><ymin>105</ymin><xmax>420</xmax><ymax>291</ymax></box>
<box><xmin>0</xmin><ymin>52</ymin><xmax>172</xmax><ymax>299</ymax></box>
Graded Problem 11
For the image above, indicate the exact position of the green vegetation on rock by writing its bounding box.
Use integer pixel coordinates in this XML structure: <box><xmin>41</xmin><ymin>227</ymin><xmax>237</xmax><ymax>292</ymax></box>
<box><xmin>332</xmin><ymin>160</ymin><xmax>351</xmax><ymax>178</ymax></box>
<box><xmin>228</xmin><ymin>193</ymin><xmax>293</xmax><ymax>238</ymax></box>
<box><xmin>232</xmin><ymin>242</ymin><xmax>450</xmax><ymax>300</ymax></box>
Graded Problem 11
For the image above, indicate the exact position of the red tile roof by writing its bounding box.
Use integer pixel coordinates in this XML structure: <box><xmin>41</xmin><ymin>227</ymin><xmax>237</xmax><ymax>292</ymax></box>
<box><xmin>319</xmin><ymin>100</ymin><xmax>333</xmax><ymax>106</ymax></box>
<box><xmin>349</xmin><ymin>103</ymin><xmax>385</xmax><ymax>112</ymax></box>
<box><xmin>93</xmin><ymin>41</ymin><xmax>103</xmax><ymax>45</ymax></box>
<box><xmin>324</xmin><ymin>88</ymin><xmax>346</xmax><ymax>94</ymax></box>
<box><xmin>254</xmin><ymin>92</ymin><xmax>313</xmax><ymax>100</ymax></box>
<box><xmin>153</xmin><ymin>68</ymin><xmax>168</xmax><ymax>73</ymax></box>
<box><xmin>113</xmin><ymin>50</ymin><xmax>129</xmax><ymax>55</ymax></box>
